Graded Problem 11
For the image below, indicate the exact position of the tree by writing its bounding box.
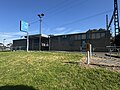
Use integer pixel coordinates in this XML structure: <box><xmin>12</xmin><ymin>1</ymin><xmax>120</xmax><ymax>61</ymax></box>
<box><xmin>0</xmin><ymin>43</ymin><xmax>4</xmax><ymax>46</ymax></box>
<box><xmin>7</xmin><ymin>43</ymin><xmax>13</xmax><ymax>47</ymax></box>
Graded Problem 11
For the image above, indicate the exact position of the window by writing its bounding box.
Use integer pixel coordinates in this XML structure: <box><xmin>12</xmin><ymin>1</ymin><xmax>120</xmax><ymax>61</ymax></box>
<box><xmin>70</xmin><ymin>35</ymin><xmax>74</xmax><ymax>40</ymax></box>
<box><xmin>77</xmin><ymin>35</ymin><xmax>81</xmax><ymax>40</ymax></box>
<box><xmin>62</xmin><ymin>35</ymin><xmax>67</xmax><ymax>39</ymax></box>
<box><xmin>92</xmin><ymin>33</ymin><xmax>96</xmax><ymax>39</ymax></box>
<box><xmin>74</xmin><ymin>35</ymin><xmax>78</xmax><ymax>40</ymax></box>
<box><xmin>69</xmin><ymin>35</ymin><xmax>80</xmax><ymax>40</ymax></box>
<box><xmin>101</xmin><ymin>33</ymin><xmax>105</xmax><ymax>38</ymax></box>
<box><xmin>34</xmin><ymin>38</ymin><xmax>39</xmax><ymax>43</ymax></box>
<box><xmin>96</xmin><ymin>33</ymin><xmax>100</xmax><ymax>39</ymax></box>
<box><xmin>82</xmin><ymin>34</ymin><xmax>86</xmax><ymax>39</ymax></box>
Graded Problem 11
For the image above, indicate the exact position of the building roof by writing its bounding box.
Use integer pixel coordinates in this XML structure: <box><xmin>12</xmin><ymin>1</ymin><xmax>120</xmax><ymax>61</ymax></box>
<box><xmin>50</xmin><ymin>29</ymin><xmax>109</xmax><ymax>37</ymax></box>
<box><xmin>24</xmin><ymin>34</ymin><xmax>49</xmax><ymax>38</ymax></box>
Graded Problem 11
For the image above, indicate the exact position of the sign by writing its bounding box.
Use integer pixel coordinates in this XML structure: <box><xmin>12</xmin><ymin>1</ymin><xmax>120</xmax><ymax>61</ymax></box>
<box><xmin>20</xmin><ymin>20</ymin><xmax>29</xmax><ymax>32</ymax></box>
<box><xmin>20</xmin><ymin>20</ymin><xmax>29</xmax><ymax>52</ymax></box>
<box><xmin>86</xmin><ymin>43</ymin><xmax>90</xmax><ymax>51</ymax></box>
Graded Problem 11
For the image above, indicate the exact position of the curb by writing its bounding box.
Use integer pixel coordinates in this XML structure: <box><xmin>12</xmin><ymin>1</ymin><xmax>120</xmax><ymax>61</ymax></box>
<box><xmin>105</xmin><ymin>53</ymin><xmax>120</xmax><ymax>58</ymax></box>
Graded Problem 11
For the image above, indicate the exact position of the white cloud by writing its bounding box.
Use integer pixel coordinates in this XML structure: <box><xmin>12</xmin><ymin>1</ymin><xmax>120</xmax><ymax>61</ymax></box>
<box><xmin>55</xmin><ymin>27</ymin><xmax>66</xmax><ymax>31</ymax></box>
<box><xmin>0</xmin><ymin>31</ymin><xmax>27</xmax><ymax>45</ymax></box>
<box><xmin>67</xmin><ymin>29</ymin><xmax>86</xmax><ymax>34</ymax></box>
<box><xmin>51</xmin><ymin>27</ymin><xmax>71</xmax><ymax>35</ymax></box>
<box><xmin>0</xmin><ymin>28</ymin><xmax>85</xmax><ymax>46</ymax></box>
<box><xmin>51</xmin><ymin>27</ymin><xmax>84</xmax><ymax>35</ymax></box>
<box><xmin>11</xmin><ymin>32</ymin><xmax>27</xmax><ymax>36</ymax></box>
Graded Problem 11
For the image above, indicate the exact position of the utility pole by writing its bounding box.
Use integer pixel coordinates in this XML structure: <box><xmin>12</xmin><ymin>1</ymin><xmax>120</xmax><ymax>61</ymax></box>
<box><xmin>38</xmin><ymin>13</ymin><xmax>44</xmax><ymax>51</ymax></box>
<box><xmin>114</xmin><ymin>0</ymin><xmax>120</xmax><ymax>37</ymax></box>
<box><xmin>107</xmin><ymin>0</ymin><xmax>120</xmax><ymax>46</ymax></box>
<box><xmin>106</xmin><ymin>15</ymin><xmax>108</xmax><ymax>30</ymax></box>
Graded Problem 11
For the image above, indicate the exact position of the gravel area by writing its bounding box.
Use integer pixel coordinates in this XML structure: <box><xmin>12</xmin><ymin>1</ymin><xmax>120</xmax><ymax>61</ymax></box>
<box><xmin>83</xmin><ymin>52</ymin><xmax>120</xmax><ymax>72</ymax></box>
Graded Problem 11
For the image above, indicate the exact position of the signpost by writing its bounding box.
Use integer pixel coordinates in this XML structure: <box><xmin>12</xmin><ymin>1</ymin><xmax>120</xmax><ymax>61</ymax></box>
<box><xmin>20</xmin><ymin>20</ymin><xmax>29</xmax><ymax>52</ymax></box>
<box><xmin>86</xmin><ymin>43</ymin><xmax>92</xmax><ymax>64</ymax></box>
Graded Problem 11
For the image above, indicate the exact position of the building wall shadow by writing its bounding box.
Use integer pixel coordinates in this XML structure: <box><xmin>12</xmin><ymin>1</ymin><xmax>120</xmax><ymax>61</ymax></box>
<box><xmin>0</xmin><ymin>85</ymin><xmax>37</xmax><ymax>90</ymax></box>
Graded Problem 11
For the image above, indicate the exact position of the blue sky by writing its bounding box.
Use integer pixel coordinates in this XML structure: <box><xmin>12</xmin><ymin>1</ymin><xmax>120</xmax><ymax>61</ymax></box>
<box><xmin>0</xmin><ymin>0</ymin><xmax>119</xmax><ymax>44</ymax></box>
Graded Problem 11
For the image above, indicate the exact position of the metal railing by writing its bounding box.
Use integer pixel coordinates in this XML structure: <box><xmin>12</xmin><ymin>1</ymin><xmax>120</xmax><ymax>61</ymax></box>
<box><xmin>106</xmin><ymin>46</ymin><xmax>120</xmax><ymax>58</ymax></box>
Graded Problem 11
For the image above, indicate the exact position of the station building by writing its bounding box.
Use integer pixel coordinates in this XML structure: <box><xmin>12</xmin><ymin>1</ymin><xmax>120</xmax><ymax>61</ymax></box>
<box><xmin>13</xmin><ymin>29</ymin><xmax>111</xmax><ymax>52</ymax></box>
<box><xmin>13</xmin><ymin>34</ymin><xmax>49</xmax><ymax>51</ymax></box>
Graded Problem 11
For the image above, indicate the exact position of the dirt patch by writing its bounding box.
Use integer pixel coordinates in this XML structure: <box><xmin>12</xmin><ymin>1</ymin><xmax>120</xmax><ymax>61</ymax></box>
<box><xmin>82</xmin><ymin>56</ymin><xmax>120</xmax><ymax>72</ymax></box>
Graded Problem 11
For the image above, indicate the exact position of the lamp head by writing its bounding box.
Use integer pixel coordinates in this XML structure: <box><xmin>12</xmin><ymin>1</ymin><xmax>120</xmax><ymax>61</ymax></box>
<box><xmin>41</xmin><ymin>13</ymin><xmax>44</xmax><ymax>16</ymax></box>
<box><xmin>38</xmin><ymin>13</ymin><xmax>44</xmax><ymax>18</ymax></box>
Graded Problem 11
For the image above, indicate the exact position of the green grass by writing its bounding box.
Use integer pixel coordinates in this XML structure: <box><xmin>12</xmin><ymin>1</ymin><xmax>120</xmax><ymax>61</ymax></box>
<box><xmin>0</xmin><ymin>51</ymin><xmax>120</xmax><ymax>90</ymax></box>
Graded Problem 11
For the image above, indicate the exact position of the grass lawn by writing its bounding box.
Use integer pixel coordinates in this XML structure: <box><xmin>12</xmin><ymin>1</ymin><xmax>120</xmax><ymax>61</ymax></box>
<box><xmin>0</xmin><ymin>51</ymin><xmax>120</xmax><ymax>90</ymax></box>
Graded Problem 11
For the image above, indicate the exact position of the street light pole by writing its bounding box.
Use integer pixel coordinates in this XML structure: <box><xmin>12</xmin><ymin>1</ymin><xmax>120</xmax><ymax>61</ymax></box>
<box><xmin>38</xmin><ymin>13</ymin><xmax>44</xmax><ymax>51</ymax></box>
<box><xmin>3</xmin><ymin>39</ymin><xmax>6</xmax><ymax>51</ymax></box>
<box><xmin>3</xmin><ymin>39</ymin><xmax>6</xmax><ymax>46</ymax></box>
<box><xmin>48</xmin><ymin>35</ymin><xmax>51</xmax><ymax>51</ymax></box>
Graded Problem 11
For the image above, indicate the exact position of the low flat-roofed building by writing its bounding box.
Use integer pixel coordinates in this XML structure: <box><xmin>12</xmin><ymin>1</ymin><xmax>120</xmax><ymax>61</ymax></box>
<box><xmin>13</xmin><ymin>34</ymin><xmax>49</xmax><ymax>51</ymax></box>
<box><xmin>13</xmin><ymin>29</ymin><xmax>111</xmax><ymax>52</ymax></box>
<box><xmin>50</xmin><ymin>29</ymin><xmax>111</xmax><ymax>52</ymax></box>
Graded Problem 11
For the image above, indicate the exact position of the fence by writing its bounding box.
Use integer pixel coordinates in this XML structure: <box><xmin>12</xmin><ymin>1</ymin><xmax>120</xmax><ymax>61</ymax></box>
<box><xmin>106</xmin><ymin>46</ymin><xmax>120</xmax><ymax>57</ymax></box>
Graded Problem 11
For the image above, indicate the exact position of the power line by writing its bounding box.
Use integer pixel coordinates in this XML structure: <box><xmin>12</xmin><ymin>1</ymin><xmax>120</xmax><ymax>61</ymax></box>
<box><xmin>43</xmin><ymin>0</ymin><xmax>69</xmax><ymax>13</ymax></box>
<box><xmin>29</xmin><ymin>0</ymin><xmax>90</xmax><ymax>28</ymax></box>
<box><xmin>42</xmin><ymin>21</ymin><xmax>50</xmax><ymax>28</ymax></box>
<box><xmin>45</xmin><ymin>0</ymin><xmax>90</xmax><ymax>18</ymax></box>
<box><xmin>51</xmin><ymin>9</ymin><xmax>113</xmax><ymax>28</ymax></box>
<box><xmin>29</xmin><ymin>10</ymin><xmax>116</xmax><ymax>35</ymax></box>
<box><xmin>44</xmin><ymin>0</ymin><xmax>77</xmax><ymax>13</ymax></box>
<box><xmin>29</xmin><ymin>20</ymin><xmax>39</xmax><ymax>25</ymax></box>
<box><xmin>44</xmin><ymin>9</ymin><xmax>113</xmax><ymax>34</ymax></box>
<box><xmin>29</xmin><ymin>1</ymin><xmax>118</xmax><ymax>34</ymax></box>
<box><xmin>27</xmin><ymin>1</ymin><xmax>74</xmax><ymax>26</ymax></box>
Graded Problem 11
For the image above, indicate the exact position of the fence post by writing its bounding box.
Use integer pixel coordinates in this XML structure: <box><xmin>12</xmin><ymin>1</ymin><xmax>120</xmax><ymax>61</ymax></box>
<box><xmin>87</xmin><ymin>51</ymin><xmax>90</xmax><ymax>64</ymax></box>
<box><xmin>86</xmin><ymin>43</ymin><xmax>90</xmax><ymax>64</ymax></box>
<box><xmin>90</xmin><ymin>44</ymin><xmax>92</xmax><ymax>58</ymax></box>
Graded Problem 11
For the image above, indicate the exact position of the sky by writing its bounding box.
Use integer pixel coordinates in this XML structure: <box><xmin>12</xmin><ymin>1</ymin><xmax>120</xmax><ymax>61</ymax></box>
<box><xmin>0</xmin><ymin>0</ymin><xmax>119</xmax><ymax>45</ymax></box>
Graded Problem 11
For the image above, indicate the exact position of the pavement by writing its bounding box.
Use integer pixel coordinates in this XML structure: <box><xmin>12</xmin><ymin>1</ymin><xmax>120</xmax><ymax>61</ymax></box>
<box><xmin>93</xmin><ymin>52</ymin><xmax>120</xmax><ymax>59</ymax></box>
